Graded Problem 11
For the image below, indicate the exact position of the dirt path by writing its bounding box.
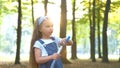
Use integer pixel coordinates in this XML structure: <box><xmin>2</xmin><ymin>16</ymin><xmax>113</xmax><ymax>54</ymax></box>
<box><xmin>0</xmin><ymin>59</ymin><xmax>120</xmax><ymax>68</ymax></box>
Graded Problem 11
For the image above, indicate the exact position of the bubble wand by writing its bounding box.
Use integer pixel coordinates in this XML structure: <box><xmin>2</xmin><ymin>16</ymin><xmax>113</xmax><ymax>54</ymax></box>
<box><xmin>50</xmin><ymin>36</ymin><xmax>70</xmax><ymax>68</ymax></box>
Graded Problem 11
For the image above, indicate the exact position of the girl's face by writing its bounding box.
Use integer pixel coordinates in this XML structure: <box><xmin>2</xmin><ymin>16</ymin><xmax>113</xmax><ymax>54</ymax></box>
<box><xmin>39</xmin><ymin>18</ymin><xmax>53</xmax><ymax>38</ymax></box>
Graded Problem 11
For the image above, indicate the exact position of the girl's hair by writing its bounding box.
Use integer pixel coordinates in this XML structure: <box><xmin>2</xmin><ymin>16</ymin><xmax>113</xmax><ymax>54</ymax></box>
<box><xmin>29</xmin><ymin>17</ymin><xmax>43</xmax><ymax>68</ymax></box>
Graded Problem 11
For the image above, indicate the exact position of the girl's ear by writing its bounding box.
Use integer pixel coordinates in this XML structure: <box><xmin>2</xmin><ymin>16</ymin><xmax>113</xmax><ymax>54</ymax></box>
<box><xmin>38</xmin><ymin>25</ymin><xmax>42</xmax><ymax>32</ymax></box>
<box><xmin>38</xmin><ymin>30</ymin><xmax>41</xmax><ymax>33</ymax></box>
<box><xmin>39</xmin><ymin>29</ymin><xmax>41</xmax><ymax>33</ymax></box>
<box><xmin>39</xmin><ymin>27</ymin><xmax>43</xmax><ymax>33</ymax></box>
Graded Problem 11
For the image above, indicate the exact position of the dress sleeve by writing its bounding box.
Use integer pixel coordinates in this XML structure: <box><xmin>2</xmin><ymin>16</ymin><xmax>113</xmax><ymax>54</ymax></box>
<box><xmin>33</xmin><ymin>41</ymin><xmax>48</xmax><ymax>56</ymax></box>
<box><xmin>33</xmin><ymin>41</ymin><xmax>41</xmax><ymax>49</ymax></box>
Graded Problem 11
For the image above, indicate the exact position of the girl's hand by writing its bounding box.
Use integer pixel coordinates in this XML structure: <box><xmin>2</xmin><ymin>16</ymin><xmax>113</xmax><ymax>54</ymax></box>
<box><xmin>60</xmin><ymin>38</ymin><xmax>67</xmax><ymax>46</ymax></box>
<box><xmin>60</xmin><ymin>38</ymin><xmax>73</xmax><ymax>46</ymax></box>
<box><xmin>51</xmin><ymin>53</ymin><xmax>60</xmax><ymax>60</ymax></box>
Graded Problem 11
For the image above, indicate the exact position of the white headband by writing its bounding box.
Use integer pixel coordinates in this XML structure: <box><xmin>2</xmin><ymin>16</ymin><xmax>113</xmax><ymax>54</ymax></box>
<box><xmin>37</xmin><ymin>16</ymin><xmax>47</xmax><ymax>25</ymax></box>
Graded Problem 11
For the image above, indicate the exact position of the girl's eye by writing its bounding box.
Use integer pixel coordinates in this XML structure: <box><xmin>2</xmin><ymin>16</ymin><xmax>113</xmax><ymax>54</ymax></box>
<box><xmin>46</xmin><ymin>25</ymin><xmax>53</xmax><ymax>28</ymax></box>
<box><xmin>46</xmin><ymin>25</ymin><xmax>50</xmax><ymax>27</ymax></box>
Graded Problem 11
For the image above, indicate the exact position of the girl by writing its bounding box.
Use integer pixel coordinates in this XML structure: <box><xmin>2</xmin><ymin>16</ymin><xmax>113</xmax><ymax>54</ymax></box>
<box><xmin>29</xmin><ymin>16</ymin><xmax>73</xmax><ymax>68</ymax></box>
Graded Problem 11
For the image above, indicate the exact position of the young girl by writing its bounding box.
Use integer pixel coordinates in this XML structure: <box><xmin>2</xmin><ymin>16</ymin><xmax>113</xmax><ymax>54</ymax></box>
<box><xmin>29</xmin><ymin>16</ymin><xmax>73</xmax><ymax>68</ymax></box>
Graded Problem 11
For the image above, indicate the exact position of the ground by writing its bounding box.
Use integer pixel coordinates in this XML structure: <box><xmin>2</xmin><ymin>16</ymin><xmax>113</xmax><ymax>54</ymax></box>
<box><xmin>0</xmin><ymin>59</ymin><xmax>120</xmax><ymax>68</ymax></box>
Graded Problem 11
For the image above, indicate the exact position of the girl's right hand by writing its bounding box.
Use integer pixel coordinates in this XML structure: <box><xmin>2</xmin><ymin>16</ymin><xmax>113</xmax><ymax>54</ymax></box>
<box><xmin>51</xmin><ymin>53</ymin><xmax>60</xmax><ymax>60</ymax></box>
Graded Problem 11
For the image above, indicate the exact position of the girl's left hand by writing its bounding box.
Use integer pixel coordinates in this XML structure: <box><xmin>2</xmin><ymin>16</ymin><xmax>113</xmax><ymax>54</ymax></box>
<box><xmin>60</xmin><ymin>38</ymin><xmax>67</xmax><ymax>46</ymax></box>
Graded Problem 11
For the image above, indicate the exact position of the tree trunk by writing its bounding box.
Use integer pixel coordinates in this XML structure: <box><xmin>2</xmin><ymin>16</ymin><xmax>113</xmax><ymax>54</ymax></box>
<box><xmin>118</xmin><ymin>48</ymin><xmax>120</xmax><ymax>62</ymax></box>
<box><xmin>89</xmin><ymin>0</ymin><xmax>92</xmax><ymax>59</ymax></box>
<box><xmin>91</xmin><ymin>0</ymin><xmax>96</xmax><ymax>62</ymax></box>
<box><xmin>60</xmin><ymin>0</ymin><xmax>71</xmax><ymax>64</ymax></box>
<box><xmin>44</xmin><ymin>0</ymin><xmax>48</xmax><ymax>15</ymax></box>
<box><xmin>15</xmin><ymin>0</ymin><xmax>22</xmax><ymax>64</ymax></box>
<box><xmin>102</xmin><ymin>0</ymin><xmax>111</xmax><ymax>63</ymax></box>
<box><xmin>31</xmin><ymin>0</ymin><xmax>34</xmax><ymax>25</ymax></box>
<box><xmin>97</xmin><ymin>0</ymin><xmax>102</xmax><ymax>58</ymax></box>
<box><xmin>71</xmin><ymin>0</ymin><xmax>77</xmax><ymax>59</ymax></box>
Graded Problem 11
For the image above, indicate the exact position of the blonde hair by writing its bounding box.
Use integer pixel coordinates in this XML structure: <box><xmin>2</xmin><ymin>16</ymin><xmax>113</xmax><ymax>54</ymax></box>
<box><xmin>29</xmin><ymin>17</ymin><xmax>43</xmax><ymax>68</ymax></box>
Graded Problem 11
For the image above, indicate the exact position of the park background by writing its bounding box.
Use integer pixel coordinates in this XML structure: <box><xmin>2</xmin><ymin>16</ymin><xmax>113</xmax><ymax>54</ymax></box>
<box><xmin>0</xmin><ymin>0</ymin><xmax>120</xmax><ymax>68</ymax></box>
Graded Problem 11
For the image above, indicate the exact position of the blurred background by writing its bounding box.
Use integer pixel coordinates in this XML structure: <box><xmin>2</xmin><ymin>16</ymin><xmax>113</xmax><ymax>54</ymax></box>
<box><xmin>0</xmin><ymin>0</ymin><xmax>120</xmax><ymax>68</ymax></box>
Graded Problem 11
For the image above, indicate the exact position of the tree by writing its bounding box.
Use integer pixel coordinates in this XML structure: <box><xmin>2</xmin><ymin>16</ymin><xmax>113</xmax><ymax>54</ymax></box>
<box><xmin>102</xmin><ymin>0</ymin><xmax>111</xmax><ymax>63</ymax></box>
<box><xmin>60</xmin><ymin>0</ymin><xmax>70</xmax><ymax>63</ymax></box>
<box><xmin>15</xmin><ymin>0</ymin><xmax>22</xmax><ymax>64</ymax></box>
<box><xmin>89</xmin><ymin>0</ymin><xmax>92</xmax><ymax>59</ymax></box>
<box><xmin>31</xmin><ymin>0</ymin><xmax>34</xmax><ymax>25</ymax></box>
<box><xmin>71</xmin><ymin>0</ymin><xmax>77</xmax><ymax>59</ymax></box>
<box><xmin>44</xmin><ymin>0</ymin><xmax>48</xmax><ymax>15</ymax></box>
<box><xmin>97</xmin><ymin>0</ymin><xmax>102</xmax><ymax>58</ymax></box>
<box><xmin>90</xmin><ymin>0</ymin><xmax>96</xmax><ymax>62</ymax></box>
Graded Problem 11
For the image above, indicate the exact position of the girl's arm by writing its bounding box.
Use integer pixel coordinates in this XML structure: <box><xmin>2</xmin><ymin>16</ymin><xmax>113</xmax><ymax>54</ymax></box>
<box><xmin>34</xmin><ymin>48</ymin><xmax>60</xmax><ymax>64</ymax></box>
